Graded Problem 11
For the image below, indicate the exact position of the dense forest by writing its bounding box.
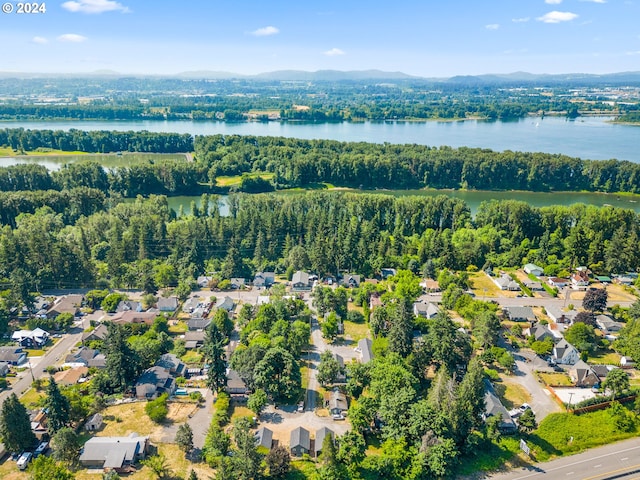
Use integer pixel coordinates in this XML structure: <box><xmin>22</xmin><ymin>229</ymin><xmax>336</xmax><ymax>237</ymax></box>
<box><xmin>1</xmin><ymin>191</ymin><xmax>639</xmax><ymax>311</ymax></box>
<box><xmin>3</xmin><ymin>129</ymin><xmax>640</xmax><ymax>198</ymax></box>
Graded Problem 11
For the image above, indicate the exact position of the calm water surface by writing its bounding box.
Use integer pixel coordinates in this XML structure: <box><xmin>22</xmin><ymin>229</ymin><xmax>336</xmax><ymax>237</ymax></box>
<box><xmin>1</xmin><ymin>115</ymin><xmax>639</xmax><ymax>162</ymax></box>
<box><xmin>164</xmin><ymin>189</ymin><xmax>640</xmax><ymax>218</ymax></box>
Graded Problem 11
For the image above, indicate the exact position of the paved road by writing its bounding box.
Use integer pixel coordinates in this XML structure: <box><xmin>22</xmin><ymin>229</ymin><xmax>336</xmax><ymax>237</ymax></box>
<box><xmin>306</xmin><ymin>315</ymin><xmax>329</xmax><ymax>411</ymax></box>
<box><xmin>508</xmin><ymin>351</ymin><xmax>562</xmax><ymax>421</ymax></box>
<box><xmin>482</xmin><ymin>437</ymin><xmax>640</xmax><ymax>480</ymax></box>
<box><xmin>0</xmin><ymin>327</ymin><xmax>83</xmax><ymax>408</ymax></box>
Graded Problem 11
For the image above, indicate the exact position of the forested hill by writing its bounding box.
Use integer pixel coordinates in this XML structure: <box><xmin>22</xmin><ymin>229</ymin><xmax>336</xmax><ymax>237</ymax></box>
<box><xmin>2</xmin><ymin>128</ymin><xmax>640</xmax><ymax>196</ymax></box>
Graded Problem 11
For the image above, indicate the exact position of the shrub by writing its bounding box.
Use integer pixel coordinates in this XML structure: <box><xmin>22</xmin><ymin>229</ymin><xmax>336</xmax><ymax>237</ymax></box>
<box><xmin>212</xmin><ymin>392</ymin><xmax>231</xmax><ymax>426</ymax></box>
<box><xmin>145</xmin><ymin>393</ymin><xmax>169</xmax><ymax>423</ymax></box>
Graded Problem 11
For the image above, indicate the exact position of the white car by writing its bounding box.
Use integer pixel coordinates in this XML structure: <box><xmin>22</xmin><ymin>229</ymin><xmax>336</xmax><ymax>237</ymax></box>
<box><xmin>508</xmin><ymin>403</ymin><xmax>531</xmax><ymax>418</ymax></box>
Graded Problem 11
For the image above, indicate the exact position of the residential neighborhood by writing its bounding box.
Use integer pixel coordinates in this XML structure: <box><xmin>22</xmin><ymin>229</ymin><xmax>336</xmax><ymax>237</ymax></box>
<box><xmin>0</xmin><ymin>254</ymin><xmax>639</xmax><ymax>480</ymax></box>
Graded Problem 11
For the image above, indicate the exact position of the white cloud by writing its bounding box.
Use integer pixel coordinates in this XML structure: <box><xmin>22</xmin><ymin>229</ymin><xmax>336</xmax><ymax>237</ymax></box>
<box><xmin>512</xmin><ymin>17</ymin><xmax>530</xmax><ymax>23</ymax></box>
<box><xmin>57</xmin><ymin>33</ymin><xmax>88</xmax><ymax>43</ymax></box>
<box><xmin>485</xmin><ymin>24</ymin><xmax>500</xmax><ymax>30</ymax></box>
<box><xmin>626</xmin><ymin>50</ymin><xmax>640</xmax><ymax>55</ymax></box>
<box><xmin>323</xmin><ymin>48</ymin><xmax>345</xmax><ymax>56</ymax></box>
<box><xmin>62</xmin><ymin>0</ymin><xmax>129</xmax><ymax>14</ymax></box>
<box><xmin>580</xmin><ymin>0</ymin><xmax>606</xmax><ymax>3</ymax></box>
<box><xmin>537</xmin><ymin>11</ymin><xmax>579</xmax><ymax>23</ymax></box>
<box><xmin>545</xmin><ymin>0</ymin><xmax>563</xmax><ymax>3</ymax></box>
<box><xmin>250</xmin><ymin>26</ymin><xmax>279</xmax><ymax>36</ymax></box>
<box><xmin>32</xmin><ymin>36</ymin><xmax>48</xmax><ymax>44</ymax></box>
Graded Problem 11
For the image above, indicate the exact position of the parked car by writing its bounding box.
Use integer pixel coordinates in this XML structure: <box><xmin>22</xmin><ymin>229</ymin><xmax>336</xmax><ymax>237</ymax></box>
<box><xmin>297</xmin><ymin>401</ymin><xmax>304</xmax><ymax>413</ymax></box>
<box><xmin>508</xmin><ymin>403</ymin><xmax>531</xmax><ymax>418</ymax></box>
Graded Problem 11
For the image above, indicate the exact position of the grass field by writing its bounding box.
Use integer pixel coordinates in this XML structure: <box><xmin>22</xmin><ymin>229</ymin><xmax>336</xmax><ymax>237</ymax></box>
<box><xmin>216</xmin><ymin>172</ymin><xmax>275</xmax><ymax>187</ymax></box>
<box><xmin>587</xmin><ymin>351</ymin><xmax>622</xmax><ymax>365</ymax></box>
<box><xmin>342</xmin><ymin>320</ymin><xmax>370</xmax><ymax>342</ymax></box>
<box><xmin>181</xmin><ymin>350</ymin><xmax>203</xmax><ymax>364</ymax></box>
<box><xmin>469</xmin><ymin>272</ymin><xmax>501</xmax><ymax>298</ymax></box>
<box><xmin>169</xmin><ymin>320</ymin><xmax>188</xmax><ymax>333</ymax></box>
<box><xmin>537</xmin><ymin>372</ymin><xmax>573</xmax><ymax>386</ymax></box>
<box><xmin>529</xmin><ymin>408</ymin><xmax>640</xmax><ymax>461</ymax></box>
<box><xmin>495</xmin><ymin>380</ymin><xmax>533</xmax><ymax>409</ymax></box>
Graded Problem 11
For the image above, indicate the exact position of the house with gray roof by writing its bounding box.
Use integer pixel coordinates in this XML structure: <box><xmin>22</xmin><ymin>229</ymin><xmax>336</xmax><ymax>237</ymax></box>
<box><xmin>413</xmin><ymin>301</ymin><xmax>439</xmax><ymax>319</ymax></box>
<box><xmin>116</xmin><ymin>300</ymin><xmax>142</xmax><ymax>313</ymax></box>
<box><xmin>482</xmin><ymin>380</ymin><xmax>517</xmax><ymax>433</ymax></box>
<box><xmin>254</xmin><ymin>272</ymin><xmax>275</xmax><ymax>288</ymax></box>
<box><xmin>596</xmin><ymin>315</ymin><xmax>624</xmax><ymax>334</ymax></box>
<box><xmin>0</xmin><ymin>346</ymin><xmax>27</xmax><ymax>365</ymax></box>
<box><xmin>82</xmin><ymin>324</ymin><xmax>109</xmax><ymax>343</ymax></box>
<box><xmin>546</xmin><ymin>306</ymin><xmax>578</xmax><ymax>324</ymax></box>
<box><xmin>329</xmin><ymin>390</ymin><xmax>348</xmax><ymax>416</ymax></box>
<box><xmin>290</xmin><ymin>427</ymin><xmax>311</xmax><ymax>456</ymax></box>
<box><xmin>315</xmin><ymin>427</ymin><xmax>334</xmax><ymax>456</ymax></box>
<box><xmin>135</xmin><ymin>366</ymin><xmax>175</xmax><ymax>399</ymax></box>
<box><xmin>184</xmin><ymin>330</ymin><xmax>206</xmax><ymax>349</ymax></box>
<box><xmin>553</xmin><ymin>339</ymin><xmax>580</xmax><ymax>365</ymax></box>
<box><xmin>494</xmin><ymin>274</ymin><xmax>520</xmax><ymax>291</ymax></box>
<box><xmin>525</xmin><ymin>324</ymin><xmax>556</xmax><ymax>343</ymax></box>
<box><xmin>216</xmin><ymin>296</ymin><xmax>235</xmax><ymax>312</ymax></box>
<box><xmin>187</xmin><ymin>317</ymin><xmax>211</xmax><ymax>331</ymax></box>
<box><xmin>358</xmin><ymin>338</ymin><xmax>374</xmax><ymax>364</ymax></box>
<box><xmin>63</xmin><ymin>347</ymin><xmax>105</xmax><ymax>369</ymax></box>
<box><xmin>340</xmin><ymin>274</ymin><xmax>361</xmax><ymax>288</ymax></box>
<box><xmin>569</xmin><ymin>360</ymin><xmax>600</xmax><ymax>387</ymax></box>
<box><xmin>504</xmin><ymin>306</ymin><xmax>537</xmax><ymax>323</ymax></box>
<box><xmin>79</xmin><ymin>433</ymin><xmax>149</xmax><ymax>472</ymax></box>
<box><xmin>255</xmin><ymin>427</ymin><xmax>273</xmax><ymax>451</ymax></box>
<box><xmin>157</xmin><ymin>296</ymin><xmax>178</xmax><ymax>312</ymax></box>
<box><xmin>292</xmin><ymin>271</ymin><xmax>311</xmax><ymax>291</ymax></box>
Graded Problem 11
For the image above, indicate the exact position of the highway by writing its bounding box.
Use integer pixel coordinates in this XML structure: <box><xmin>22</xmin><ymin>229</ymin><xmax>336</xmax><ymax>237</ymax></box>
<box><xmin>482</xmin><ymin>437</ymin><xmax>640</xmax><ymax>480</ymax></box>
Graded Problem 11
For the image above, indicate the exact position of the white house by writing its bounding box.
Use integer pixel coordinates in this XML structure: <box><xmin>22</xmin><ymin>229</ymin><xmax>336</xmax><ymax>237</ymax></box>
<box><xmin>552</xmin><ymin>339</ymin><xmax>580</xmax><ymax>365</ymax></box>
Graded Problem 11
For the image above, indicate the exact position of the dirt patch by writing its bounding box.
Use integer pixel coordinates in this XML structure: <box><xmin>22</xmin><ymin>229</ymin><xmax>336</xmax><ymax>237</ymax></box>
<box><xmin>167</xmin><ymin>401</ymin><xmax>199</xmax><ymax>423</ymax></box>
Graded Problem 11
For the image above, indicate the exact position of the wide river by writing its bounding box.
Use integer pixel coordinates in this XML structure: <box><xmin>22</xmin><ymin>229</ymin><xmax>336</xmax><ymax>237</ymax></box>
<box><xmin>1</xmin><ymin>115</ymin><xmax>639</xmax><ymax>162</ymax></box>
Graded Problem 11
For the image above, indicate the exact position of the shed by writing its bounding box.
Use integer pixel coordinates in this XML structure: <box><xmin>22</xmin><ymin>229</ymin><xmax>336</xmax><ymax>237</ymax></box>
<box><xmin>85</xmin><ymin>413</ymin><xmax>104</xmax><ymax>431</ymax></box>
<box><xmin>315</xmin><ymin>427</ymin><xmax>334</xmax><ymax>456</ymax></box>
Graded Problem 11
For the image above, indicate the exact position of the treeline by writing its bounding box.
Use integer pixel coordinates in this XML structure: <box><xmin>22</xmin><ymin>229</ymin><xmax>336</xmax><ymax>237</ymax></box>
<box><xmin>0</xmin><ymin>98</ymin><xmax>617</xmax><ymax>122</ymax></box>
<box><xmin>0</xmin><ymin>162</ymin><xmax>212</xmax><ymax>199</ymax></box>
<box><xmin>3</xmin><ymin>131</ymin><xmax>640</xmax><ymax>196</ymax></box>
<box><xmin>1</xmin><ymin>192</ymin><xmax>639</xmax><ymax>300</ymax></box>
<box><xmin>0</xmin><ymin>128</ymin><xmax>192</xmax><ymax>153</ymax></box>
<box><xmin>194</xmin><ymin>135</ymin><xmax>640</xmax><ymax>193</ymax></box>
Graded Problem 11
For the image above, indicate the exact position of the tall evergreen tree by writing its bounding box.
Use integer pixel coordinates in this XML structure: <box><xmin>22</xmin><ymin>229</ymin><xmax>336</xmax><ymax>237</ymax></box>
<box><xmin>0</xmin><ymin>393</ymin><xmax>36</xmax><ymax>453</ymax></box>
<box><xmin>44</xmin><ymin>377</ymin><xmax>71</xmax><ymax>434</ymax></box>
<box><xmin>104</xmin><ymin>322</ymin><xmax>139</xmax><ymax>392</ymax></box>
<box><xmin>387</xmin><ymin>299</ymin><xmax>414</xmax><ymax>357</ymax></box>
<box><xmin>204</xmin><ymin>322</ymin><xmax>227</xmax><ymax>392</ymax></box>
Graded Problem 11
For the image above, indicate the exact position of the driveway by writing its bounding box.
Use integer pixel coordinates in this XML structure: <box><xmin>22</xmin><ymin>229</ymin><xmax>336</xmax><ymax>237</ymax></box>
<box><xmin>507</xmin><ymin>350</ymin><xmax>563</xmax><ymax>421</ymax></box>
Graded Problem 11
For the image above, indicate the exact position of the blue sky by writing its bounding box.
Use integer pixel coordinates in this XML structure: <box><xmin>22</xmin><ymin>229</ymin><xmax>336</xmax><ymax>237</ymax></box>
<box><xmin>1</xmin><ymin>0</ymin><xmax>639</xmax><ymax>76</ymax></box>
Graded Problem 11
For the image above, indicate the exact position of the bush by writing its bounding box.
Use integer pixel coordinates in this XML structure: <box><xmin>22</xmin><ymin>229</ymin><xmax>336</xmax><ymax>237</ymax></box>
<box><xmin>145</xmin><ymin>393</ymin><xmax>169</xmax><ymax>423</ymax></box>
<box><xmin>484</xmin><ymin>368</ymin><xmax>500</xmax><ymax>381</ymax></box>
<box><xmin>212</xmin><ymin>392</ymin><xmax>231</xmax><ymax>426</ymax></box>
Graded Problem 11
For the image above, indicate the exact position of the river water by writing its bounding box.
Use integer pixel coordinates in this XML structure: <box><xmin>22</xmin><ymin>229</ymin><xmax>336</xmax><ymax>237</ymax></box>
<box><xmin>0</xmin><ymin>115</ymin><xmax>639</xmax><ymax>162</ymax></box>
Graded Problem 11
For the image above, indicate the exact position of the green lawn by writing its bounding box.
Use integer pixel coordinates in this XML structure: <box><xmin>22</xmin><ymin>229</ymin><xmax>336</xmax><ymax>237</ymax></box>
<box><xmin>537</xmin><ymin>372</ymin><xmax>573</xmax><ymax>386</ymax></box>
<box><xmin>342</xmin><ymin>320</ymin><xmax>370</xmax><ymax>342</ymax></box>
<box><xmin>456</xmin><ymin>436</ymin><xmax>522</xmax><ymax>475</ymax></box>
<box><xmin>587</xmin><ymin>351</ymin><xmax>622</xmax><ymax>365</ymax></box>
<box><xmin>216</xmin><ymin>172</ymin><xmax>275</xmax><ymax>187</ymax></box>
<box><xmin>181</xmin><ymin>350</ymin><xmax>203</xmax><ymax>364</ymax></box>
<box><xmin>169</xmin><ymin>320</ymin><xmax>188</xmax><ymax>333</ymax></box>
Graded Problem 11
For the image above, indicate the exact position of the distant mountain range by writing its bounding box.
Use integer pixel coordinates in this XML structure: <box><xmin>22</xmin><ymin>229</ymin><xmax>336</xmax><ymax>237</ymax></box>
<box><xmin>1</xmin><ymin>69</ymin><xmax>640</xmax><ymax>84</ymax></box>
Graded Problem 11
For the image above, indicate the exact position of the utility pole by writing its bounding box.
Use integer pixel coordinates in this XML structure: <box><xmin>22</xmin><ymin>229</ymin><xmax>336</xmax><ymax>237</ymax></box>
<box><xmin>27</xmin><ymin>358</ymin><xmax>35</xmax><ymax>383</ymax></box>
<box><xmin>567</xmin><ymin>392</ymin><xmax>574</xmax><ymax>412</ymax></box>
